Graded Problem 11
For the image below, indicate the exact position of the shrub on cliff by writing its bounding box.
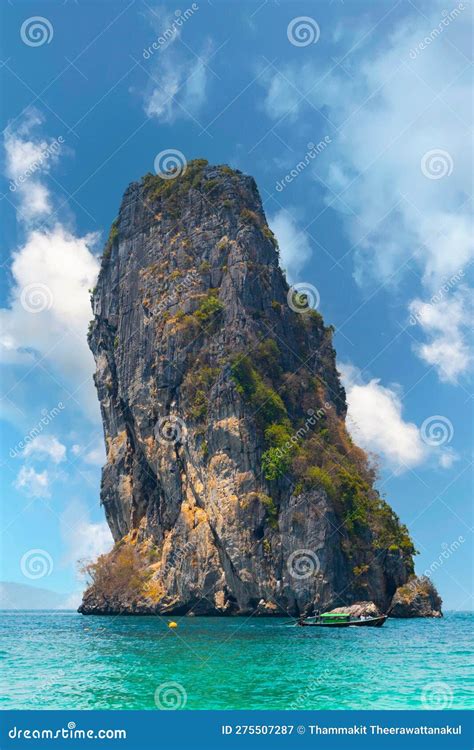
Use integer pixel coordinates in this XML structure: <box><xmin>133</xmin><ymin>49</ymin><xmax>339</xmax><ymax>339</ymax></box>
<box><xmin>81</xmin><ymin>544</ymin><xmax>149</xmax><ymax>605</ymax></box>
<box><xmin>230</xmin><ymin>355</ymin><xmax>287</xmax><ymax>427</ymax></box>
<box><xmin>194</xmin><ymin>292</ymin><xmax>224</xmax><ymax>324</ymax></box>
<box><xmin>103</xmin><ymin>218</ymin><xmax>119</xmax><ymax>259</ymax></box>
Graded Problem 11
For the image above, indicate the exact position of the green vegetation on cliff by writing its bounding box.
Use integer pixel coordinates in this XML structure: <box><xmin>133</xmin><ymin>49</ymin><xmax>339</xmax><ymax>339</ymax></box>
<box><xmin>143</xmin><ymin>160</ymin><xmax>279</xmax><ymax>251</ymax></box>
<box><xmin>103</xmin><ymin>218</ymin><xmax>119</xmax><ymax>259</ymax></box>
<box><xmin>230</xmin><ymin>337</ymin><xmax>415</xmax><ymax>560</ymax></box>
<box><xmin>143</xmin><ymin>159</ymin><xmax>209</xmax><ymax>203</ymax></box>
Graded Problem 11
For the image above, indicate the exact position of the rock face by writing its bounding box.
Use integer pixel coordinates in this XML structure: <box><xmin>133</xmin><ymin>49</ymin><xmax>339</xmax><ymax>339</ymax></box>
<box><xmin>80</xmin><ymin>160</ymin><xmax>427</xmax><ymax>617</ymax></box>
<box><xmin>390</xmin><ymin>577</ymin><xmax>443</xmax><ymax>617</ymax></box>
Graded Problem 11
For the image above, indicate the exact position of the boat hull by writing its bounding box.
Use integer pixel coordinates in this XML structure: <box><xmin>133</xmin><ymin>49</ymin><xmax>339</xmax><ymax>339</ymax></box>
<box><xmin>298</xmin><ymin>615</ymin><xmax>387</xmax><ymax>628</ymax></box>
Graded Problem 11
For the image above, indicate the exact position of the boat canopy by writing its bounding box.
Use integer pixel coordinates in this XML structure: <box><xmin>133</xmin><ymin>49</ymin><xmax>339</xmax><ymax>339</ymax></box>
<box><xmin>320</xmin><ymin>613</ymin><xmax>350</xmax><ymax>619</ymax></box>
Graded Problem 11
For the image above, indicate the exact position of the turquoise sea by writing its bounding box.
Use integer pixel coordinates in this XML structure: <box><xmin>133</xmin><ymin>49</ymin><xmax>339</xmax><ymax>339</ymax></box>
<box><xmin>1</xmin><ymin>611</ymin><xmax>472</xmax><ymax>711</ymax></box>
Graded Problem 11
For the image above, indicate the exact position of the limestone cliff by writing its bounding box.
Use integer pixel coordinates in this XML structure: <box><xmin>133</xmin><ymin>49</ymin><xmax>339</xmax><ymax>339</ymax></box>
<box><xmin>80</xmin><ymin>160</ymin><xmax>427</xmax><ymax>617</ymax></box>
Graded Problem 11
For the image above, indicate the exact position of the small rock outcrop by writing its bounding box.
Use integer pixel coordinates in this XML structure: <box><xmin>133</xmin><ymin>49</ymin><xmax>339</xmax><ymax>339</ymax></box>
<box><xmin>327</xmin><ymin>601</ymin><xmax>381</xmax><ymax>618</ymax></box>
<box><xmin>80</xmin><ymin>160</ymin><xmax>438</xmax><ymax>617</ymax></box>
<box><xmin>390</xmin><ymin>576</ymin><xmax>443</xmax><ymax>617</ymax></box>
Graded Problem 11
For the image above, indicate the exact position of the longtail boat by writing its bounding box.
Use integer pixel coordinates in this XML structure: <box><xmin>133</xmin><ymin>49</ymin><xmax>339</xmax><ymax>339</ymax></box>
<box><xmin>297</xmin><ymin>612</ymin><xmax>387</xmax><ymax>628</ymax></box>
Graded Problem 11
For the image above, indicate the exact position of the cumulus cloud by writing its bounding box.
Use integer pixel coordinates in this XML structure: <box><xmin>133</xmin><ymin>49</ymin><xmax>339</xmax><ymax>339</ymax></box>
<box><xmin>0</xmin><ymin>224</ymin><xmax>100</xmax><ymax>419</ymax></box>
<box><xmin>409</xmin><ymin>288</ymin><xmax>472</xmax><ymax>383</ymax></box>
<box><xmin>340</xmin><ymin>364</ymin><xmax>458</xmax><ymax>472</ymax></box>
<box><xmin>1</xmin><ymin>112</ymin><xmax>101</xmax><ymax>422</ymax></box>
<box><xmin>340</xmin><ymin>364</ymin><xmax>426</xmax><ymax>472</ymax></box>
<box><xmin>3</xmin><ymin>112</ymin><xmax>109</xmax><ymax>589</ymax></box>
<box><xmin>260</xmin><ymin>0</ymin><xmax>473</xmax><ymax>382</ymax></box>
<box><xmin>22</xmin><ymin>435</ymin><xmax>66</xmax><ymax>464</ymax></box>
<box><xmin>4</xmin><ymin>109</ymin><xmax>64</xmax><ymax>222</ymax></box>
<box><xmin>60</xmin><ymin>500</ymin><xmax>113</xmax><ymax>567</ymax></box>
<box><xmin>268</xmin><ymin>210</ymin><xmax>312</xmax><ymax>282</ymax></box>
<box><xmin>71</xmin><ymin>440</ymin><xmax>106</xmax><ymax>466</ymax></box>
<box><xmin>14</xmin><ymin>466</ymin><xmax>50</xmax><ymax>498</ymax></box>
<box><xmin>438</xmin><ymin>449</ymin><xmax>458</xmax><ymax>469</ymax></box>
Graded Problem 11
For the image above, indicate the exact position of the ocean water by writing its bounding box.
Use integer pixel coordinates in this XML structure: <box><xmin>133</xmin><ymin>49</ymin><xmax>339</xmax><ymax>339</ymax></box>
<box><xmin>0</xmin><ymin>611</ymin><xmax>472</xmax><ymax>711</ymax></box>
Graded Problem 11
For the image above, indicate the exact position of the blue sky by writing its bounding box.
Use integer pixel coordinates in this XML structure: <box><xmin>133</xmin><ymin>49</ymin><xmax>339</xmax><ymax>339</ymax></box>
<box><xmin>0</xmin><ymin>0</ymin><xmax>472</xmax><ymax>610</ymax></box>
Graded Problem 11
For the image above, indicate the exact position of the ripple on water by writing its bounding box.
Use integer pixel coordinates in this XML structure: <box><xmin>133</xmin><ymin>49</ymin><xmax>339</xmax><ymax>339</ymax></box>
<box><xmin>0</xmin><ymin>612</ymin><xmax>472</xmax><ymax>710</ymax></box>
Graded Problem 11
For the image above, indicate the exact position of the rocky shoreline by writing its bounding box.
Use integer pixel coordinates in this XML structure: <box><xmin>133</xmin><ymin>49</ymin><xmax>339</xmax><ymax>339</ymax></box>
<box><xmin>79</xmin><ymin>576</ymin><xmax>442</xmax><ymax>618</ymax></box>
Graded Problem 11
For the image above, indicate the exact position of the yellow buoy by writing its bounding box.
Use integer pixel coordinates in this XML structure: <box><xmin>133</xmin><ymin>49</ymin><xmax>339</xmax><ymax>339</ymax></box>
<box><xmin>168</xmin><ymin>621</ymin><xmax>178</xmax><ymax>628</ymax></box>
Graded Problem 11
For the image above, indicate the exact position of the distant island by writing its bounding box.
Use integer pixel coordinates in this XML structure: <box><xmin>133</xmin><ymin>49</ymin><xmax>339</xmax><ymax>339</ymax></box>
<box><xmin>0</xmin><ymin>581</ymin><xmax>73</xmax><ymax>610</ymax></box>
<box><xmin>79</xmin><ymin>161</ymin><xmax>441</xmax><ymax>619</ymax></box>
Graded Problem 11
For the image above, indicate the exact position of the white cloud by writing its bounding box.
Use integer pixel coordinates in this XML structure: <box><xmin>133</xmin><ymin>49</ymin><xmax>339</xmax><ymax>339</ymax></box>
<box><xmin>409</xmin><ymin>288</ymin><xmax>472</xmax><ymax>383</ymax></box>
<box><xmin>268</xmin><ymin>210</ymin><xmax>312</xmax><ymax>283</ymax></box>
<box><xmin>439</xmin><ymin>449</ymin><xmax>458</xmax><ymax>469</ymax></box>
<box><xmin>14</xmin><ymin>466</ymin><xmax>50</xmax><ymax>498</ymax></box>
<box><xmin>145</xmin><ymin>4</ymin><xmax>186</xmax><ymax>47</ymax></box>
<box><xmin>22</xmin><ymin>435</ymin><xmax>66</xmax><ymax>464</ymax></box>
<box><xmin>261</xmin><ymin>71</ymin><xmax>301</xmax><ymax>121</ymax></box>
<box><xmin>340</xmin><ymin>364</ymin><xmax>426</xmax><ymax>472</ymax></box>
<box><xmin>0</xmin><ymin>224</ymin><xmax>100</xmax><ymax>419</ymax></box>
<box><xmin>61</xmin><ymin>499</ymin><xmax>113</xmax><ymax>568</ymax></box>
<box><xmin>142</xmin><ymin>9</ymin><xmax>210</xmax><ymax>123</ymax></box>
<box><xmin>145</xmin><ymin>54</ymin><xmax>209</xmax><ymax>124</ymax></box>
<box><xmin>145</xmin><ymin>64</ymin><xmax>181</xmax><ymax>121</ymax></box>
<box><xmin>4</xmin><ymin>109</ymin><xmax>63</xmax><ymax>222</ymax></box>
<box><xmin>2</xmin><ymin>113</ymin><xmax>101</xmax><ymax>422</ymax></box>
<box><xmin>340</xmin><ymin>364</ymin><xmax>458</xmax><ymax>472</ymax></box>
<box><xmin>25</xmin><ymin>183</ymin><xmax>51</xmax><ymax>219</ymax></box>
<box><xmin>260</xmin><ymin>1</ymin><xmax>473</xmax><ymax>382</ymax></box>
<box><xmin>71</xmin><ymin>440</ymin><xmax>105</xmax><ymax>466</ymax></box>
